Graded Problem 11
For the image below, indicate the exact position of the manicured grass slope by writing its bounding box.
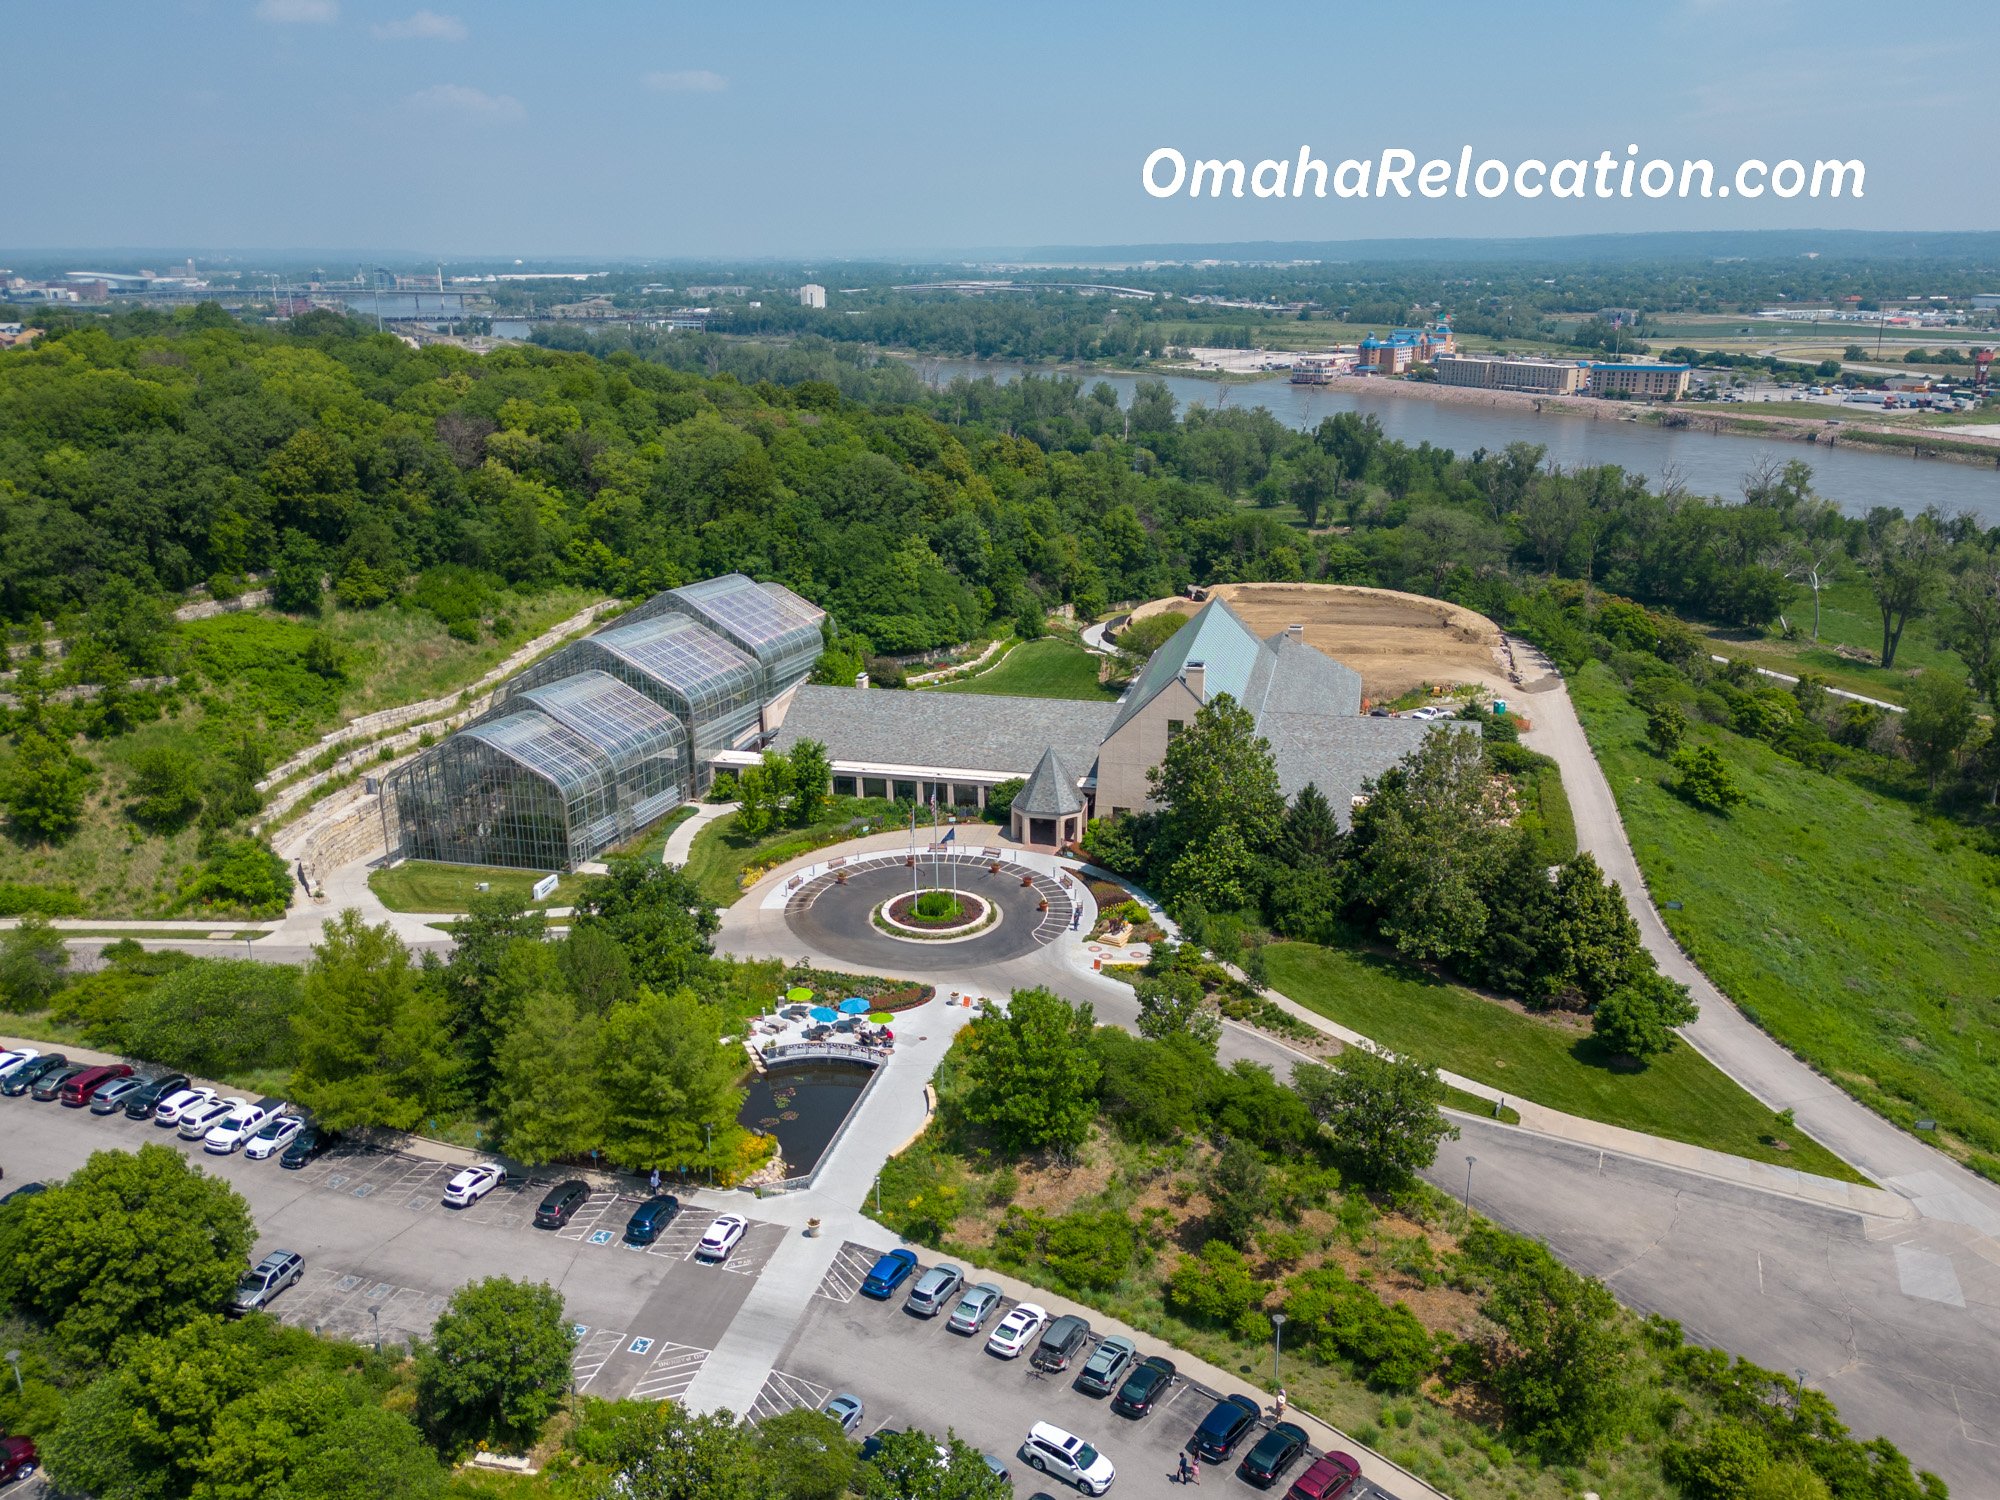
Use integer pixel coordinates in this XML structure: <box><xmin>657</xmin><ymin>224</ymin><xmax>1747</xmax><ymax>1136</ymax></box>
<box><xmin>1569</xmin><ymin>659</ymin><xmax>2000</xmax><ymax>1169</ymax></box>
<box><xmin>1264</xmin><ymin>942</ymin><xmax>1863</xmax><ymax>1182</ymax></box>
<box><xmin>928</xmin><ymin>638</ymin><xmax>1117</xmax><ymax>701</ymax></box>
<box><xmin>367</xmin><ymin>861</ymin><xmax>580</xmax><ymax>914</ymax></box>
<box><xmin>682</xmin><ymin>796</ymin><xmax>898</xmax><ymax>907</ymax></box>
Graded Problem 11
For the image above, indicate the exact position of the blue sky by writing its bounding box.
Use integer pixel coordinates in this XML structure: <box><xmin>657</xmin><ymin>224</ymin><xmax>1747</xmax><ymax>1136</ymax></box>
<box><xmin>5</xmin><ymin>0</ymin><xmax>1992</xmax><ymax>257</ymax></box>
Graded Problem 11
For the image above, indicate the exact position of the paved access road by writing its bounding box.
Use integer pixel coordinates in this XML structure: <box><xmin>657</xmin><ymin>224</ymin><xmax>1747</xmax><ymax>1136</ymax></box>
<box><xmin>753</xmin><ymin>1242</ymin><xmax>1397</xmax><ymax>1500</ymax></box>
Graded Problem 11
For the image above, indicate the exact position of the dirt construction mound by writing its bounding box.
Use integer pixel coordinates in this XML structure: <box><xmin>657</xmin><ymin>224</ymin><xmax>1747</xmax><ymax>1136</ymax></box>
<box><xmin>1124</xmin><ymin>583</ymin><xmax>1510</xmax><ymax>703</ymax></box>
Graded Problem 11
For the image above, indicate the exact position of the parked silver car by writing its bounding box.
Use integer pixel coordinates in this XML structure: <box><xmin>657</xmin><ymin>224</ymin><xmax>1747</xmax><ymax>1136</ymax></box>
<box><xmin>905</xmin><ymin>1262</ymin><xmax>964</xmax><ymax>1317</ymax></box>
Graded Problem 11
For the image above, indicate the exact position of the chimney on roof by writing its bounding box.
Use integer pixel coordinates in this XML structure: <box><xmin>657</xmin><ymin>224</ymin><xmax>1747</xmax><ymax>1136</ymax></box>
<box><xmin>1184</xmin><ymin>660</ymin><xmax>1206</xmax><ymax>701</ymax></box>
<box><xmin>855</xmin><ymin>671</ymin><xmax>869</xmax><ymax>690</ymax></box>
<box><xmin>1286</xmin><ymin>623</ymin><xmax>1304</xmax><ymax>643</ymax></box>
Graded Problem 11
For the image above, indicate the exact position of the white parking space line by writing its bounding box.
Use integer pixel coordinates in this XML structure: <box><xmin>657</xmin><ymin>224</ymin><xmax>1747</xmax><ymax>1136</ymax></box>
<box><xmin>570</xmin><ymin>1327</ymin><xmax>628</xmax><ymax>1391</ymax></box>
<box><xmin>748</xmin><ymin>1369</ymin><xmax>833</xmax><ymax>1423</ymax></box>
<box><xmin>556</xmin><ymin>1190</ymin><xmax>627</xmax><ymax>1241</ymax></box>
<box><xmin>626</xmin><ymin>1340</ymin><xmax>711</xmax><ymax>1403</ymax></box>
<box><xmin>815</xmin><ymin>1241</ymin><xmax>878</xmax><ymax>1302</ymax></box>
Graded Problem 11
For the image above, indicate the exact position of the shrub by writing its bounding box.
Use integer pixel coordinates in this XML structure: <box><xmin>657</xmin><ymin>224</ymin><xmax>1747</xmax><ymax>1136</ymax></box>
<box><xmin>0</xmin><ymin>880</ymin><xmax>85</xmax><ymax>916</ymax></box>
<box><xmin>176</xmin><ymin>837</ymin><xmax>292</xmax><ymax>917</ymax></box>
<box><xmin>1167</xmin><ymin>1241</ymin><xmax>1263</xmax><ymax>1326</ymax></box>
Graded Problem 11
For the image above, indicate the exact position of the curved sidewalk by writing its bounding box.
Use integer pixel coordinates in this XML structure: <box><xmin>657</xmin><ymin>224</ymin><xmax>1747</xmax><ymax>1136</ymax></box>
<box><xmin>1511</xmin><ymin>636</ymin><xmax>2000</xmax><ymax>1237</ymax></box>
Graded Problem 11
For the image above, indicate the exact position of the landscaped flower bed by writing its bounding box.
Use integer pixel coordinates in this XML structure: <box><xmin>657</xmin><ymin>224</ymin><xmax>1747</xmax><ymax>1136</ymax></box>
<box><xmin>782</xmin><ymin>965</ymin><xmax>934</xmax><ymax>1012</ymax></box>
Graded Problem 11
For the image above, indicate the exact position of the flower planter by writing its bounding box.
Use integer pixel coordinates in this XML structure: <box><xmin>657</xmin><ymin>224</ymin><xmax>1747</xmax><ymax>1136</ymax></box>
<box><xmin>806</xmin><ymin>1217</ymin><xmax>821</xmax><ymax>1238</ymax></box>
<box><xmin>1021</xmin><ymin>873</ymin><xmax>1033</xmax><ymax>887</ymax></box>
<box><xmin>835</xmin><ymin>870</ymin><xmax>847</xmax><ymax>884</ymax></box>
<box><xmin>1037</xmin><ymin>898</ymin><xmax>1049</xmax><ymax>912</ymax></box>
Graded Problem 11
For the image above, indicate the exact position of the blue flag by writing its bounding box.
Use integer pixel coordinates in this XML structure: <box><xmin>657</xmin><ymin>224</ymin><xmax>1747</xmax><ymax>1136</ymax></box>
<box><xmin>941</xmin><ymin>826</ymin><xmax>955</xmax><ymax>844</ymax></box>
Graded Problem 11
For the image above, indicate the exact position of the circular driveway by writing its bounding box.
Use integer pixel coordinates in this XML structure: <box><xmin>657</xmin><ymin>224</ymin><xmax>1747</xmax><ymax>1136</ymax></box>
<box><xmin>782</xmin><ymin>853</ymin><xmax>1075</xmax><ymax>969</ymax></box>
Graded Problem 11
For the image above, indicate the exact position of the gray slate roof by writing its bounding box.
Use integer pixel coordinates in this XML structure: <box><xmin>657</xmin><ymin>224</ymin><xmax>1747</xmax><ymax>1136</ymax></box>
<box><xmin>771</xmin><ymin>685</ymin><xmax>1118</xmax><ymax>780</ymax></box>
<box><xmin>1259</xmin><ymin>714</ymin><xmax>1440</xmax><ymax>828</ymax></box>
<box><xmin>1240</xmin><ymin>631</ymin><xmax>1363</xmax><ymax>720</ymax></box>
<box><xmin>1012</xmin><ymin>746</ymin><xmax>1085</xmax><ymax>817</ymax></box>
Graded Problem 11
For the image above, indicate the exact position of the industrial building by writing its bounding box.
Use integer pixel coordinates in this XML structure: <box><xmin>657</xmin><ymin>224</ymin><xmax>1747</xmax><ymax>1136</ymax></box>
<box><xmin>383</xmin><ymin>574</ymin><xmax>825</xmax><ymax>869</ymax></box>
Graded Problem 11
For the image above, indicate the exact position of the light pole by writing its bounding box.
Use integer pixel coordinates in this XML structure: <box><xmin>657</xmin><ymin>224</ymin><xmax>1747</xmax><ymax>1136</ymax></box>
<box><xmin>368</xmin><ymin>1305</ymin><xmax>382</xmax><ymax>1354</ymax></box>
<box><xmin>4</xmin><ymin>1349</ymin><xmax>20</xmax><ymax>1395</ymax></box>
<box><xmin>705</xmin><ymin>1122</ymin><xmax>714</xmax><ymax>1186</ymax></box>
<box><xmin>1270</xmin><ymin>1313</ymin><xmax>1286</xmax><ymax>1392</ymax></box>
<box><xmin>1463</xmin><ymin>1155</ymin><xmax>1477</xmax><ymax>1213</ymax></box>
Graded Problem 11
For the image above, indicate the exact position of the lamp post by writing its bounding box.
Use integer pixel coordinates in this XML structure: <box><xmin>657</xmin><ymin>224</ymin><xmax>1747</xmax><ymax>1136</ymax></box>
<box><xmin>368</xmin><ymin>1305</ymin><xmax>382</xmax><ymax>1354</ymax></box>
<box><xmin>1463</xmin><ymin>1155</ymin><xmax>1477</xmax><ymax>1213</ymax></box>
<box><xmin>1270</xmin><ymin>1313</ymin><xmax>1287</xmax><ymax>1391</ymax></box>
<box><xmin>705</xmin><ymin>1122</ymin><xmax>714</xmax><ymax>1186</ymax></box>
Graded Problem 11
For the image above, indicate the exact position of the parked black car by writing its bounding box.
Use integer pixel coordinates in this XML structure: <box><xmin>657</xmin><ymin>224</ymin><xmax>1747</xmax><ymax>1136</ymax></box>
<box><xmin>279</xmin><ymin>1125</ymin><xmax>336</xmax><ymax>1169</ymax></box>
<box><xmin>1112</xmin><ymin>1355</ymin><xmax>1177</xmax><ymax>1417</ymax></box>
<box><xmin>624</xmin><ymin>1194</ymin><xmax>682</xmax><ymax>1245</ymax></box>
<box><xmin>1240</xmin><ymin>1421</ymin><xmax>1308</xmax><ymax>1488</ymax></box>
<box><xmin>534</xmin><ymin>1179</ymin><xmax>591</xmax><ymax>1228</ymax></box>
<box><xmin>1190</xmin><ymin>1394</ymin><xmax>1261</xmax><ymax>1463</ymax></box>
<box><xmin>2</xmin><ymin>1055</ymin><xmax>65</xmax><ymax>1098</ymax></box>
<box><xmin>1029</xmin><ymin>1313</ymin><xmax>1092</xmax><ymax>1373</ymax></box>
<box><xmin>122</xmin><ymin>1072</ymin><xmax>192</xmax><ymax>1120</ymax></box>
<box><xmin>0</xmin><ymin>1182</ymin><xmax>48</xmax><ymax>1205</ymax></box>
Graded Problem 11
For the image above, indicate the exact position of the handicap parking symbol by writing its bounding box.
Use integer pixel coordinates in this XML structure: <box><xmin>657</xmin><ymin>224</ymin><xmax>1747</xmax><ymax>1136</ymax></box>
<box><xmin>628</xmin><ymin>1336</ymin><xmax>653</xmax><ymax>1354</ymax></box>
<box><xmin>589</xmin><ymin>1229</ymin><xmax>615</xmax><ymax>1246</ymax></box>
<box><xmin>572</xmin><ymin>1323</ymin><xmax>590</xmax><ymax>1338</ymax></box>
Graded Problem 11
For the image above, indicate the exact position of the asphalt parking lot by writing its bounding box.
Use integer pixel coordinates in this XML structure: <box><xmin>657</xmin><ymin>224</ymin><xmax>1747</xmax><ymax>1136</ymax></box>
<box><xmin>757</xmin><ymin>1243</ymin><xmax>1393</xmax><ymax>1500</ymax></box>
<box><xmin>0</xmin><ymin>1094</ymin><xmax>786</xmax><ymax>1402</ymax></box>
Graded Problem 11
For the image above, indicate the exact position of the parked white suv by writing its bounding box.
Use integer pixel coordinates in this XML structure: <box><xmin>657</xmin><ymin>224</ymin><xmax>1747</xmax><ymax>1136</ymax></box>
<box><xmin>1022</xmin><ymin>1421</ymin><xmax>1116</xmax><ymax>1495</ymax></box>
<box><xmin>180</xmin><ymin>1095</ymin><xmax>247</xmax><ymax>1140</ymax></box>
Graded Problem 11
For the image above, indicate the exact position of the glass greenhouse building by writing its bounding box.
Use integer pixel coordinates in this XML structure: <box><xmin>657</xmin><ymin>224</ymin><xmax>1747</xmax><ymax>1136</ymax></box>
<box><xmin>383</xmin><ymin>576</ymin><xmax>824</xmax><ymax>870</ymax></box>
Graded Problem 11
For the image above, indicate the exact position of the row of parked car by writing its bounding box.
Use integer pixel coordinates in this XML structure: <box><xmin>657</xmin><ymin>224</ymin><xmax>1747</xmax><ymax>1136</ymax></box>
<box><xmin>0</xmin><ymin>1047</ymin><xmax>334</xmax><ymax>1166</ymax></box>
<box><xmin>853</xmin><ymin>1248</ymin><xmax>1366</xmax><ymax>1497</ymax></box>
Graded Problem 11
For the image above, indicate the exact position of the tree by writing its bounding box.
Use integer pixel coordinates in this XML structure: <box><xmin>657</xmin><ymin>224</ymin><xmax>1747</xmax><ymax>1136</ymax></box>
<box><xmin>1478</xmin><ymin>1233</ymin><xmax>1628</xmax><ymax>1460</ymax></box>
<box><xmin>416</xmin><ymin>1277</ymin><xmax>575</xmax><ymax>1451</ymax></box>
<box><xmin>1865</xmin><ymin>520</ymin><xmax>1945</xmax><ymax>669</ymax></box>
<box><xmin>176</xmin><ymin>836</ymin><xmax>291</xmax><ymax>917</ymax></box>
<box><xmin>0</xmin><ymin>914</ymin><xmax>68</xmax><ymax>1011</ymax></box>
<box><xmin>1666</xmin><ymin>1424</ymin><xmax>1777</xmax><ymax>1500</ymax></box>
<box><xmin>438</xmin><ymin>892</ymin><xmax>548</xmax><ymax>1106</ymax></box>
<box><xmin>1147</xmin><ymin>692</ymin><xmax>1283</xmax><ymax>911</ymax></box>
<box><xmin>788</xmin><ymin>738</ymin><xmax>832</xmax><ymax>825</ymax></box>
<box><xmin>290</xmin><ymin>909</ymin><xmax>453</xmax><ymax>1131</ymax></box>
<box><xmin>1941</xmin><ymin>557</ymin><xmax>2000</xmax><ymax>713</ymax></box>
<box><xmin>494</xmin><ymin>986</ymin><xmax>606</xmax><ymax>1164</ymax></box>
<box><xmin>1592</xmin><ymin>970</ymin><xmax>1699</xmax><ymax>1061</ymax></box>
<box><xmin>753</xmin><ymin>1407</ymin><xmax>858</xmax><ymax>1500</ymax></box>
<box><xmin>596</xmin><ymin>986</ymin><xmax>747</xmax><ymax>1175</ymax></box>
<box><xmin>1671</xmin><ymin>744</ymin><xmax>1745</xmax><ymax>813</ymax></box>
<box><xmin>1349</xmin><ymin>728</ymin><xmax>1509</xmax><ymax>965</ymax></box>
<box><xmin>1539</xmin><ymin>853</ymin><xmax>1645</xmax><ymax>1006</ymax></box>
<box><xmin>1900</xmin><ymin>669</ymin><xmax>1975</xmax><ymax>791</ymax></box>
<box><xmin>1113</xmin><ymin>610</ymin><xmax>1191</xmax><ymax>680</ymax></box>
<box><xmin>568</xmin><ymin>856</ymin><xmax>718</xmax><ymax>993</ymax></box>
<box><xmin>1205</xmin><ymin>1136</ymin><xmax>1272</xmax><ymax>1248</ymax></box>
<box><xmin>127</xmin><ymin>744</ymin><xmax>204</xmax><ymax>830</ymax></box>
<box><xmin>0</xmin><ymin>1143</ymin><xmax>252</xmax><ymax>1356</ymax></box>
<box><xmin>860</xmin><ymin>1427</ymin><xmax>1011</xmax><ymax>1500</ymax></box>
<box><xmin>3</xmin><ymin>728</ymin><xmax>95</xmax><ymax>841</ymax></box>
<box><xmin>1134</xmin><ymin>969</ymin><xmax>1220</xmax><ymax>1054</ymax></box>
<box><xmin>1293</xmin><ymin>1048</ymin><xmax>1457</xmax><ymax>1187</ymax></box>
<box><xmin>569</xmin><ymin>1401</ymin><xmax>768</xmax><ymax>1500</ymax></box>
<box><xmin>271</xmin><ymin>530</ymin><xmax>325</xmax><ymax>614</ymax></box>
<box><xmin>112</xmin><ymin>956</ymin><xmax>300</xmax><ymax>1077</ymax></box>
<box><xmin>1644</xmin><ymin>700</ymin><xmax>1688</xmax><ymax>756</ymax></box>
<box><xmin>960</xmin><ymin>988</ymin><xmax>1100</xmax><ymax>1156</ymax></box>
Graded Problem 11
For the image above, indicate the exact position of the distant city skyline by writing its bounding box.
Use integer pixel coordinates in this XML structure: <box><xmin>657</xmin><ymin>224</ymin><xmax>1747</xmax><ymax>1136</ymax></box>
<box><xmin>5</xmin><ymin>1</ymin><xmax>1993</xmax><ymax>256</ymax></box>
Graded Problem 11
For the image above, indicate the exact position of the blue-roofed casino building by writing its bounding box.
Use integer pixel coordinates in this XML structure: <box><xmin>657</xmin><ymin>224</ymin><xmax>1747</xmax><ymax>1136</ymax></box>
<box><xmin>1354</xmin><ymin>321</ymin><xmax>1454</xmax><ymax>374</ymax></box>
<box><xmin>743</xmin><ymin>597</ymin><xmax>1439</xmax><ymax>850</ymax></box>
<box><xmin>382</xmin><ymin>574</ymin><xmax>825</xmax><ymax>870</ymax></box>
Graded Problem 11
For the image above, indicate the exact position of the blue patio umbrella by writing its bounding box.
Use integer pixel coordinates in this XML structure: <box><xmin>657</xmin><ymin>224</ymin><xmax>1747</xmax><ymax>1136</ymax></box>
<box><xmin>838</xmin><ymin>997</ymin><xmax>870</xmax><ymax>1015</ymax></box>
<box><xmin>808</xmin><ymin>1006</ymin><xmax>839</xmax><ymax>1023</ymax></box>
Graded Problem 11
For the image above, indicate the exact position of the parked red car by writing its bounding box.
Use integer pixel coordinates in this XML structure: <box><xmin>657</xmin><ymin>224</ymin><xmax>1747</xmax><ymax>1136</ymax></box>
<box><xmin>59</xmin><ymin>1062</ymin><xmax>133</xmax><ymax>1107</ymax></box>
<box><xmin>0</xmin><ymin>1433</ymin><xmax>38</xmax><ymax>1485</ymax></box>
<box><xmin>1284</xmin><ymin>1451</ymin><xmax>1362</xmax><ymax>1500</ymax></box>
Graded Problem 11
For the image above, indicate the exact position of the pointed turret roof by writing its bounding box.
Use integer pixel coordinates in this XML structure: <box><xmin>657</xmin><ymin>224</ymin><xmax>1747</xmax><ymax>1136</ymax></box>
<box><xmin>1012</xmin><ymin>745</ymin><xmax>1085</xmax><ymax>818</ymax></box>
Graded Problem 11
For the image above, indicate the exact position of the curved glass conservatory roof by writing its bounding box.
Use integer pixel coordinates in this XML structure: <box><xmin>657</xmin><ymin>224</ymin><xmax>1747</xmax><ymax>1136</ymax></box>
<box><xmin>623</xmin><ymin>574</ymin><xmax>825</xmax><ymax>700</ymax></box>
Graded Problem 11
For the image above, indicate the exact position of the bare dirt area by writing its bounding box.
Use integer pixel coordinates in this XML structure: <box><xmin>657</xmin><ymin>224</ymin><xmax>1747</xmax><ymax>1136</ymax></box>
<box><xmin>1125</xmin><ymin>582</ymin><xmax>1511</xmax><ymax>702</ymax></box>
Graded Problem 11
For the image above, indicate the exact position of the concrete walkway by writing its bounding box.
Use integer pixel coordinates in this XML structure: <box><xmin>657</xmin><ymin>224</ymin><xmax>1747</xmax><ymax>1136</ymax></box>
<box><xmin>663</xmin><ymin>800</ymin><xmax>737</xmax><ymax>865</ymax></box>
<box><xmin>1509</xmin><ymin>635</ymin><xmax>2000</xmax><ymax>1238</ymax></box>
<box><xmin>1707</xmin><ymin>651</ymin><xmax>1904</xmax><ymax>713</ymax></box>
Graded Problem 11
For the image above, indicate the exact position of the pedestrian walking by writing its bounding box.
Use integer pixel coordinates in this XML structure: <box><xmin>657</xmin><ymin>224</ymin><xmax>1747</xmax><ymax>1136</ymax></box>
<box><xmin>1189</xmin><ymin>1454</ymin><xmax>1200</xmax><ymax>1484</ymax></box>
<box><xmin>1274</xmin><ymin>1387</ymin><xmax>1287</xmax><ymax>1419</ymax></box>
<box><xmin>649</xmin><ymin>1167</ymin><xmax>662</xmax><ymax>1195</ymax></box>
<box><xmin>1176</xmin><ymin>1452</ymin><xmax>1189</xmax><ymax>1484</ymax></box>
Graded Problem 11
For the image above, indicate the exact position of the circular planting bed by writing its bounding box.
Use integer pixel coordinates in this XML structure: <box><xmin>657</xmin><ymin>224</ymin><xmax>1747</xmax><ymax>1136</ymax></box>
<box><xmin>872</xmin><ymin>889</ymin><xmax>1001</xmax><ymax>942</ymax></box>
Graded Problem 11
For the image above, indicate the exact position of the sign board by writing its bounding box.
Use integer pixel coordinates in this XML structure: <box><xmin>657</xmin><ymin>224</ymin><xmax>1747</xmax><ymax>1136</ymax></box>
<box><xmin>532</xmin><ymin>873</ymin><xmax>560</xmax><ymax>901</ymax></box>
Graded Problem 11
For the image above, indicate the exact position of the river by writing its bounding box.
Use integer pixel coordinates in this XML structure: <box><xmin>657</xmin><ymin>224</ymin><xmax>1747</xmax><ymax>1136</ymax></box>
<box><xmin>909</xmin><ymin>358</ymin><xmax>2000</xmax><ymax>526</ymax></box>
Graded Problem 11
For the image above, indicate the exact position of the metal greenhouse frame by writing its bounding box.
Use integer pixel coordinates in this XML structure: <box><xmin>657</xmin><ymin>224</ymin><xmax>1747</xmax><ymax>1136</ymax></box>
<box><xmin>624</xmin><ymin>574</ymin><xmax>826</xmax><ymax>700</ymax></box>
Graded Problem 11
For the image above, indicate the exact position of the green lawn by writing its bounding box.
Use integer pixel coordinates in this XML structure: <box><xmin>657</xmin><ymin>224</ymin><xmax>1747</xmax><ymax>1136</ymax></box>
<box><xmin>1570</xmin><ymin>659</ymin><xmax>2000</xmax><ymax>1174</ymax></box>
<box><xmin>1698</xmin><ymin>574</ymin><xmax>1968</xmax><ymax>706</ymax></box>
<box><xmin>683</xmin><ymin>796</ymin><xmax>899</xmax><ymax>907</ymax></box>
<box><xmin>1264</xmin><ymin>942</ymin><xmax>1864</xmax><ymax>1182</ymax></box>
<box><xmin>367</xmin><ymin>861</ymin><xmax>582</xmax><ymax>914</ymax></box>
<box><xmin>928</xmin><ymin>638</ymin><xmax>1118</xmax><ymax>701</ymax></box>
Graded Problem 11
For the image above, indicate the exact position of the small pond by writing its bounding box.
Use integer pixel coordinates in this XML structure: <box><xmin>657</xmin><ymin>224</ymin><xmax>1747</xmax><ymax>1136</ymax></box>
<box><xmin>737</xmin><ymin>1060</ymin><xmax>874</xmax><ymax>1179</ymax></box>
